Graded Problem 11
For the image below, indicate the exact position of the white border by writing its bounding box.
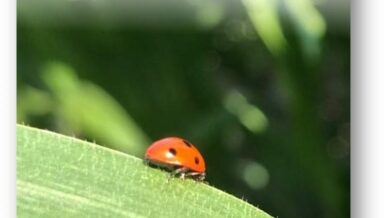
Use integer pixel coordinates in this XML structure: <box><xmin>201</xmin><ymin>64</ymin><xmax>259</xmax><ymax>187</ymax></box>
<box><xmin>0</xmin><ymin>0</ymin><xmax>16</xmax><ymax>216</ymax></box>
<box><xmin>6</xmin><ymin>0</ymin><xmax>384</xmax><ymax>217</ymax></box>
<box><xmin>352</xmin><ymin>0</ymin><xmax>384</xmax><ymax>217</ymax></box>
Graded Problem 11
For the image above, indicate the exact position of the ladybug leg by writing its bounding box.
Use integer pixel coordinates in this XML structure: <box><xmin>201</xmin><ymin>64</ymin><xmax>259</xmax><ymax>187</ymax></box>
<box><xmin>171</xmin><ymin>167</ymin><xmax>189</xmax><ymax>179</ymax></box>
<box><xmin>179</xmin><ymin>172</ymin><xmax>186</xmax><ymax>180</ymax></box>
<box><xmin>186</xmin><ymin>172</ymin><xmax>206</xmax><ymax>181</ymax></box>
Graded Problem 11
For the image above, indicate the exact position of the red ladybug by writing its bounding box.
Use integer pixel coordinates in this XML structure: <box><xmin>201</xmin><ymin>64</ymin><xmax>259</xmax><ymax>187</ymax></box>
<box><xmin>144</xmin><ymin>137</ymin><xmax>206</xmax><ymax>181</ymax></box>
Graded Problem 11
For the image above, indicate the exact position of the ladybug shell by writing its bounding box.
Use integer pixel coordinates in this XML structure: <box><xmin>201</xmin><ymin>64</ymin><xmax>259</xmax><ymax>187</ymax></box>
<box><xmin>145</xmin><ymin>137</ymin><xmax>206</xmax><ymax>173</ymax></box>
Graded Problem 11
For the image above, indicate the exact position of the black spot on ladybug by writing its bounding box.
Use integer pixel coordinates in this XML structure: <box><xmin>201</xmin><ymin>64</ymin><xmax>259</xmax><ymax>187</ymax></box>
<box><xmin>183</xmin><ymin>140</ymin><xmax>193</xmax><ymax>147</ymax></box>
<box><xmin>169</xmin><ymin>148</ymin><xmax>177</xmax><ymax>156</ymax></box>
<box><xmin>194</xmin><ymin>157</ymin><xmax>199</xmax><ymax>165</ymax></box>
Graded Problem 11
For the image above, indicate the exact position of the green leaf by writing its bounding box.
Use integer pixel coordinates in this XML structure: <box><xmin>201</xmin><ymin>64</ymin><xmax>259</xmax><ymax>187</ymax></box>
<box><xmin>41</xmin><ymin>61</ymin><xmax>150</xmax><ymax>155</ymax></box>
<box><xmin>224</xmin><ymin>90</ymin><xmax>269</xmax><ymax>134</ymax></box>
<box><xmin>17</xmin><ymin>124</ymin><xmax>274</xmax><ymax>218</ymax></box>
<box><xmin>242</xmin><ymin>0</ymin><xmax>287</xmax><ymax>56</ymax></box>
<box><xmin>285</xmin><ymin>0</ymin><xmax>326</xmax><ymax>63</ymax></box>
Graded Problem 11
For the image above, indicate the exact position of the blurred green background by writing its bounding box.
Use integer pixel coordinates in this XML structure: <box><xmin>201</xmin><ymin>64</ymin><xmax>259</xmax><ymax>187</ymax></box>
<box><xmin>17</xmin><ymin>0</ymin><xmax>350</xmax><ymax>217</ymax></box>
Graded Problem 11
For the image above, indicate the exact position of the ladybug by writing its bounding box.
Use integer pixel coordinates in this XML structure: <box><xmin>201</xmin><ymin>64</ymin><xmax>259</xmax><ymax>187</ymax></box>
<box><xmin>144</xmin><ymin>137</ymin><xmax>206</xmax><ymax>181</ymax></box>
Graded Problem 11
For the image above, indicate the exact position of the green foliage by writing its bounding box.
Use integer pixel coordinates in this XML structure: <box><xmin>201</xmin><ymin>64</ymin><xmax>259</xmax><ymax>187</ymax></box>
<box><xmin>224</xmin><ymin>90</ymin><xmax>268</xmax><ymax>133</ymax></box>
<box><xmin>242</xmin><ymin>0</ymin><xmax>287</xmax><ymax>56</ymax></box>
<box><xmin>284</xmin><ymin>0</ymin><xmax>326</xmax><ymax>62</ymax></box>
<box><xmin>19</xmin><ymin>61</ymin><xmax>150</xmax><ymax>155</ymax></box>
<box><xmin>17</xmin><ymin>1</ymin><xmax>350</xmax><ymax>217</ymax></box>
<box><xmin>17</xmin><ymin>124</ymin><xmax>273</xmax><ymax>218</ymax></box>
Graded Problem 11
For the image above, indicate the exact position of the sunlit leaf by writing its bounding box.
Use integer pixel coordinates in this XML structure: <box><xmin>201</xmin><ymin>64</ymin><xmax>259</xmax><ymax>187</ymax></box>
<box><xmin>224</xmin><ymin>90</ymin><xmax>268</xmax><ymax>133</ymax></box>
<box><xmin>41</xmin><ymin>61</ymin><xmax>149</xmax><ymax>155</ymax></box>
<box><xmin>17</xmin><ymin>86</ymin><xmax>53</xmax><ymax>122</ymax></box>
<box><xmin>242</xmin><ymin>0</ymin><xmax>287</xmax><ymax>56</ymax></box>
<box><xmin>285</xmin><ymin>0</ymin><xmax>326</xmax><ymax>62</ymax></box>
<box><xmin>17</xmin><ymin>124</ymin><xmax>274</xmax><ymax>218</ymax></box>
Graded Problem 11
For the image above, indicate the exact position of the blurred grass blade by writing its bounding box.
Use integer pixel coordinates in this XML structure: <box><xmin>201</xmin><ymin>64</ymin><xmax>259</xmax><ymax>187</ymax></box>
<box><xmin>17</xmin><ymin>86</ymin><xmax>53</xmax><ymax>122</ymax></box>
<box><xmin>224</xmin><ymin>90</ymin><xmax>268</xmax><ymax>133</ymax></box>
<box><xmin>242</xmin><ymin>0</ymin><xmax>287</xmax><ymax>56</ymax></box>
<box><xmin>41</xmin><ymin>61</ymin><xmax>149</xmax><ymax>155</ymax></box>
<box><xmin>17</xmin><ymin>124</ymin><xmax>274</xmax><ymax>218</ymax></box>
<box><xmin>285</xmin><ymin>0</ymin><xmax>326</xmax><ymax>62</ymax></box>
<box><xmin>193</xmin><ymin>0</ymin><xmax>224</xmax><ymax>29</ymax></box>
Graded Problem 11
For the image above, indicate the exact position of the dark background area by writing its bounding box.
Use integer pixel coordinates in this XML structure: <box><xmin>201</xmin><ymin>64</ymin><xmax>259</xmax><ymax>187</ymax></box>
<box><xmin>17</xmin><ymin>0</ymin><xmax>350</xmax><ymax>217</ymax></box>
